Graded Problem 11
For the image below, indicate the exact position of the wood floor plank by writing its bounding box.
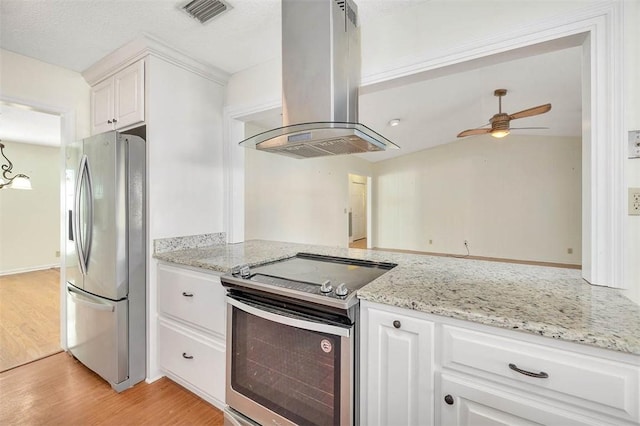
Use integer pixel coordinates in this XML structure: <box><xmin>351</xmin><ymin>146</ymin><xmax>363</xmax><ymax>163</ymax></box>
<box><xmin>0</xmin><ymin>268</ymin><xmax>61</xmax><ymax>372</ymax></box>
<box><xmin>0</xmin><ymin>352</ymin><xmax>224</xmax><ymax>425</ymax></box>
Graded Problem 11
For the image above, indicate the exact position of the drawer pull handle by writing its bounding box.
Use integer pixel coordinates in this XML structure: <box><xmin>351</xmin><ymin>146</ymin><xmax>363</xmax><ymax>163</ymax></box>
<box><xmin>509</xmin><ymin>363</ymin><xmax>548</xmax><ymax>379</ymax></box>
<box><xmin>182</xmin><ymin>353</ymin><xmax>194</xmax><ymax>360</ymax></box>
<box><xmin>444</xmin><ymin>394</ymin><xmax>454</xmax><ymax>405</ymax></box>
<box><xmin>182</xmin><ymin>292</ymin><xmax>194</xmax><ymax>297</ymax></box>
<box><xmin>393</xmin><ymin>320</ymin><xmax>401</xmax><ymax>329</ymax></box>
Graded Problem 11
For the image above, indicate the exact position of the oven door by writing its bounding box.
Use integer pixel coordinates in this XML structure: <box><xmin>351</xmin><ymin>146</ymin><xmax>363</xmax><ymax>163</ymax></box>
<box><xmin>226</xmin><ymin>295</ymin><xmax>354</xmax><ymax>426</ymax></box>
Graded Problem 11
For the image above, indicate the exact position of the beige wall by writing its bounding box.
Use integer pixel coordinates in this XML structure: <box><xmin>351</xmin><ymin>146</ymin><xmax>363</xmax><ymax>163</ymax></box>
<box><xmin>0</xmin><ymin>142</ymin><xmax>61</xmax><ymax>273</ymax></box>
<box><xmin>373</xmin><ymin>135</ymin><xmax>582</xmax><ymax>264</ymax></box>
<box><xmin>245</xmin><ymin>145</ymin><xmax>374</xmax><ymax>247</ymax></box>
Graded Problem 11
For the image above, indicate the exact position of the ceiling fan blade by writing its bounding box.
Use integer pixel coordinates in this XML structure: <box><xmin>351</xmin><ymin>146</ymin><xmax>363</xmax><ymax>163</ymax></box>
<box><xmin>457</xmin><ymin>128</ymin><xmax>492</xmax><ymax>137</ymax></box>
<box><xmin>509</xmin><ymin>103</ymin><xmax>551</xmax><ymax>120</ymax></box>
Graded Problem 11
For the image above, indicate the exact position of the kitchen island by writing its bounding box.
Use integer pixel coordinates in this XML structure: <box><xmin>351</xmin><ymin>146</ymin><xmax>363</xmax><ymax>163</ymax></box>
<box><xmin>154</xmin><ymin>238</ymin><xmax>640</xmax><ymax>425</ymax></box>
<box><xmin>153</xmin><ymin>238</ymin><xmax>640</xmax><ymax>355</ymax></box>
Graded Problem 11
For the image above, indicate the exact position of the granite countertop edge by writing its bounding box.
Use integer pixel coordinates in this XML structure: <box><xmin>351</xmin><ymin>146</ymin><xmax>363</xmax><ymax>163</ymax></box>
<box><xmin>153</xmin><ymin>239</ymin><xmax>640</xmax><ymax>356</ymax></box>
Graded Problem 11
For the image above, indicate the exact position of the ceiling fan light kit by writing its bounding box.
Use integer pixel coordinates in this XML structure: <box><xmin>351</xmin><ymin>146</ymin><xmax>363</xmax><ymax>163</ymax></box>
<box><xmin>457</xmin><ymin>89</ymin><xmax>551</xmax><ymax>139</ymax></box>
<box><xmin>491</xmin><ymin>129</ymin><xmax>510</xmax><ymax>138</ymax></box>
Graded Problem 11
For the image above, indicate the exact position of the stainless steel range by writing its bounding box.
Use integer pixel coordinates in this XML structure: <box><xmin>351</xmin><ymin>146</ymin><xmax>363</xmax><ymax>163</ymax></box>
<box><xmin>221</xmin><ymin>253</ymin><xmax>396</xmax><ymax>426</ymax></box>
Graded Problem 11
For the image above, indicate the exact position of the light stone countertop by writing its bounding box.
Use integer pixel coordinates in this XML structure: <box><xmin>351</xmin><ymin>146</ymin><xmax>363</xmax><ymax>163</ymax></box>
<box><xmin>153</xmin><ymin>239</ymin><xmax>640</xmax><ymax>356</ymax></box>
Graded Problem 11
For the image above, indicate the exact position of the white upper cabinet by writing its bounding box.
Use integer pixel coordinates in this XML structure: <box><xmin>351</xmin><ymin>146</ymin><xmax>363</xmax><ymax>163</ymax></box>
<box><xmin>91</xmin><ymin>60</ymin><xmax>144</xmax><ymax>134</ymax></box>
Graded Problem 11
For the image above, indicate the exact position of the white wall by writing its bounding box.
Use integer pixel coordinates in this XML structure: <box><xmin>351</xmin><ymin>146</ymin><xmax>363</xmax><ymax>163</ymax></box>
<box><xmin>146</xmin><ymin>56</ymin><xmax>225</xmax><ymax>239</ymax></box>
<box><xmin>0</xmin><ymin>142</ymin><xmax>61</xmax><ymax>274</ymax></box>
<box><xmin>359</xmin><ymin>1</ymin><xmax>595</xmax><ymax>83</ymax></box>
<box><xmin>224</xmin><ymin>58</ymin><xmax>281</xmax><ymax>108</ymax></box>
<box><xmin>374</xmin><ymin>135</ymin><xmax>582</xmax><ymax>264</ymax></box>
<box><xmin>0</xmin><ymin>49</ymin><xmax>90</xmax><ymax>139</ymax></box>
<box><xmin>244</xmin><ymin>147</ymin><xmax>373</xmax><ymax>247</ymax></box>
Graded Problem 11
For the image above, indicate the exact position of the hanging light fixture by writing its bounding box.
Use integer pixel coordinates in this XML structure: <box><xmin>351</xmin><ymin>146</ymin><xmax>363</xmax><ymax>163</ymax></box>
<box><xmin>0</xmin><ymin>141</ymin><xmax>32</xmax><ymax>190</ymax></box>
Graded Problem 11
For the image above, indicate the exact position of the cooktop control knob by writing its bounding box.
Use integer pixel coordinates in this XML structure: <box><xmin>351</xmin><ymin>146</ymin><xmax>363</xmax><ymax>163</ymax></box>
<box><xmin>335</xmin><ymin>283</ymin><xmax>348</xmax><ymax>297</ymax></box>
<box><xmin>320</xmin><ymin>280</ymin><xmax>333</xmax><ymax>293</ymax></box>
<box><xmin>239</xmin><ymin>265</ymin><xmax>251</xmax><ymax>278</ymax></box>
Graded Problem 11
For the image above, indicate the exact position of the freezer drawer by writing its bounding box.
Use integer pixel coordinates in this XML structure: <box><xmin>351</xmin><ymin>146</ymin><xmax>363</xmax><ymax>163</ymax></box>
<box><xmin>66</xmin><ymin>283</ymin><xmax>128</xmax><ymax>388</ymax></box>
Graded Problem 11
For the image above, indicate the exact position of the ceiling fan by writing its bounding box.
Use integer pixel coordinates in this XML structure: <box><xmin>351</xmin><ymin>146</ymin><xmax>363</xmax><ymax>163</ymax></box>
<box><xmin>457</xmin><ymin>89</ymin><xmax>551</xmax><ymax>139</ymax></box>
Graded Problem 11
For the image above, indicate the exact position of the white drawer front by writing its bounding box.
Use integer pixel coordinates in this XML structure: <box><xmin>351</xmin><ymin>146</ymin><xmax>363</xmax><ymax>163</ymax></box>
<box><xmin>439</xmin><ymin>374</ymin><xmax>607</xmax><ymax>426</ymax></box>
<box><xmin>441</xmin><ymin>326</ymin><xmax>639</xmax><ymax>422</ymax></box>
<box><xmin>158</xmin><ymin>264</ymin><xmax>226</xmax><ymax>336</ymax></box>
<box><xmin>158</xmin><ymin>321</ymin><xmax>225</xmax><ymax>403</ymax></box>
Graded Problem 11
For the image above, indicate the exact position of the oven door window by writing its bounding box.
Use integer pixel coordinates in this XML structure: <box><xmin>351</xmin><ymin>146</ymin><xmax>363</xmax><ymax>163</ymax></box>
<box><xmin>231</xmin><ymin>306</ymin><xmax>341</xmax><ymax>426</ymax></box>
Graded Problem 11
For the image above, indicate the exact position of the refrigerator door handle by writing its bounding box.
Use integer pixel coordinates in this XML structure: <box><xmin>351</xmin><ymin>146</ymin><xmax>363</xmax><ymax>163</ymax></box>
<box><xmin>74</xmin><ymin>155</ymin><xmax>87</xmax><ymax>275</ymax></box>
<box><xmin>67</xmin><ymin>286</ymin><xmax>115</xmax><ymax>312</ymax></box>
<box><xmin>74</xmin><ymin>154</ymin><xmax>94</xmax><ymax>276</ymax></box>
<box><xmin>83</xmin><ymin>155</ymin><xmax>94</xmax><ymax>268</ymax></box>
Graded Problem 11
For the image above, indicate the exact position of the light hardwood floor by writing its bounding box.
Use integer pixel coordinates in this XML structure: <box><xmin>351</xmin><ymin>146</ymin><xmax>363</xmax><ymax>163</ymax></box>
<box><xmin>0</xmin><ymin>352</ymin><xmax>224</xmax><ymax>425</ymax></box>
<box><xmin>0</xmin><ymin>268</ymin><xmax>61</xmax><ymax>372</ymax></box>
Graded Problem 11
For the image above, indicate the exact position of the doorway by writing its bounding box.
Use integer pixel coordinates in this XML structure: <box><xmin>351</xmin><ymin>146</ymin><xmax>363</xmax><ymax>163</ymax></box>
<box><xmin>0</xmin><ymin>102</ymin><xmax>63</xmax><ymax>371</ymax></box>
<box><xmin>348</xmin><ymin>174</ymin><xmax>371</xmax><ymax>249</ymax></box>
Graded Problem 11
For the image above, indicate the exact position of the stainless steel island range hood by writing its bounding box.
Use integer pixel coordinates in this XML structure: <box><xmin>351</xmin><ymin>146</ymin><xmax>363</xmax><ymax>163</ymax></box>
<box><xmin>239</xmin><ymin>0</ymin><xmax>399</xmax><ymax>159</ymax></box>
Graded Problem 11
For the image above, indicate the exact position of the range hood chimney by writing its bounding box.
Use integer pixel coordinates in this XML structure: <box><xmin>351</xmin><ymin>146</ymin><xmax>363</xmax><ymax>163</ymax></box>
<box><xmin>239</xmin><ymin>0</ymin><xmax>399</xmax><ymax>159</ymax></box>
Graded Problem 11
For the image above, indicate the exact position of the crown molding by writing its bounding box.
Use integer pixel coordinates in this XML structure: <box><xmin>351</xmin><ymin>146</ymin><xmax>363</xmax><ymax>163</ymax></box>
<box><xmin>82</xmin><ymin>33</ymin><xmax>230</xmax><ymax>86</ymax></box>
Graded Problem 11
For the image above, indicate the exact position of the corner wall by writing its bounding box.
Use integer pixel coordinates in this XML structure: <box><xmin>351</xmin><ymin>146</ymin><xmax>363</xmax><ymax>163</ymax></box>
<box><xmin>145</xmin><ymin>55</ymin><xmax>226</xmax><ymax>380</ymax></box>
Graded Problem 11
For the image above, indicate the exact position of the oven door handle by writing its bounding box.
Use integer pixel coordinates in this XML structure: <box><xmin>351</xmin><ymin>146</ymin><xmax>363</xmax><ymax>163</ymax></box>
<box><xmin>226</xmin><ymin>296</ymin><xmax>351</xmax><ymax>337</ymax></box>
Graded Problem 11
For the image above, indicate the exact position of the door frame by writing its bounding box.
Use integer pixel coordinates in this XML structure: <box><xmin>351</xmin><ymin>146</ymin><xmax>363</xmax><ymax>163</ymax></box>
<box><xmin>1</xmin><ymin>95</ymin><xmax>75</xmax><ymax>349</ymax></box>
<box><xmin>348</xmin><ymin>173</ymin><xmax>370</xmax><ymax>246</ymax></box>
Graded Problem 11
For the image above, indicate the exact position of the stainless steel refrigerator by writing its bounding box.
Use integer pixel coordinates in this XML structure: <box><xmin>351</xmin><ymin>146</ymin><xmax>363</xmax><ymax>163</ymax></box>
<box><xmin>65</xmin><ymin>130</ymin><xmax>146</xmax><ymax>392</ymax></box>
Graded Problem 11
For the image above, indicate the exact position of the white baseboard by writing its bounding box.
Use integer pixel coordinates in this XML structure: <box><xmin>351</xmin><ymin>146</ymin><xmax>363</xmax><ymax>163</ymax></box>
<box><xmin>0</xmin><ymin>263</ymin><xmax>61</xmax><ymax>276</ymax></box>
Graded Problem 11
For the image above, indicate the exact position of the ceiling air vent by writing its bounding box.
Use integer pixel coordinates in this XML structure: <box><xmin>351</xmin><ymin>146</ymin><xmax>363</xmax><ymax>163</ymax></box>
<box><xmin>182</xmin><ymin>0</ymin><xmax>231</xmax><ymax>24</ymax></box>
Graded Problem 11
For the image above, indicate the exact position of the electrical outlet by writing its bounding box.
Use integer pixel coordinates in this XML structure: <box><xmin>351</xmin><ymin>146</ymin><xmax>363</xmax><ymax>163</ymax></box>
<box><xmin>629</xmin><ymin>188</ymin><xmax>640</xmax><ymax>216</ymax></box>
<box><xmin>629</xmin><ymin>131</ymin><xmax>640</xmax><ymax>159</ymax></box>
<box><xmin>55</xmin><ymin>250</ymin><xmax>60</xmax><ymax>257</ymax></box>
<box><xmin>567</xmin><ymin>248</ymin><xmax>573</xmax><ymax>254</ymax></box>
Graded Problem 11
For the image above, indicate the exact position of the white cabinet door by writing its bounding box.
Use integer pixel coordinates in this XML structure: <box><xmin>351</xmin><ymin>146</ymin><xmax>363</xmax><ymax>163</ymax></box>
<box><xmin>439</xmin><ymin>374</ymin><xmax>606</xmax><ymax>426</ymax></box>
<box><xmin>364</xmin><ymin>306</ymin><xmax>434</xmax><ymax>426</ymax></box>
<box><xmin>114</xmin><ymin>60</ymin><xmax>144</xmax><ymax>129</ymax></box>
<box><xmin>90</xmin><ymin>60</ymin><xmax>144</xmax><ymax>135</ymax></box>
<box><xmin>91</xmin><ymin>77</ymin><xmax>114</xmax><ymax>134</ymax></box>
